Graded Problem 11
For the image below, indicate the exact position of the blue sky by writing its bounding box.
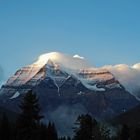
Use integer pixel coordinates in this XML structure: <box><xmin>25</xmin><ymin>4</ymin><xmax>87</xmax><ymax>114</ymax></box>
<box><xmin>0</xmin><ymin>0</ymin><xmax>140</xmax><ymax>80</ymax></box>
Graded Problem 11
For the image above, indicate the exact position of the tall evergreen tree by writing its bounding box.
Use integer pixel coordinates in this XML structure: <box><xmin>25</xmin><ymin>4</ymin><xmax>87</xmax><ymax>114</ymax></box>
<box><xmin>73</xmin><ymin>114</ymin><xmax>101</xmax><ymax>140</ymax></box>
<box><xmin>100</xmin><ymin>124</ymin><xmax>110</xmax><ymax>140</ymax></box>
<box><xmin>47</xmin><ymin>122</ymin><xmax>58</xmax><ymax>140</ymax></box>
<box><xmin>59</xmin><ymin>137</ymin><xmax>67</xmax><ymax>140</ymax></box>
<box><xmin>67</xmin><ymin>136</ymin><xmax>71</xmax><ymax>140</ymax></box>
<box><xmin>120</xmin><ymin>124</ymin><xmax>130</xmax><ymax>140</ymax></box>
<box><xmin>133</xmin><ymin>124</ymin><xmax>140</xmax><ymax>140</ymax></box>
<box><xmin>16</xmin><ymin>90</ymin><xmax>43</xmax><ymax>140</ymax></box>
<box><xmin>0</xmin><ymin>113</ymin><xmax>11</xmax><ymax>140</ymax></box>
<box><xmin>39</xmin><ymin>123</ymin><xmax>48</xmax><ymax>140</ymax></box>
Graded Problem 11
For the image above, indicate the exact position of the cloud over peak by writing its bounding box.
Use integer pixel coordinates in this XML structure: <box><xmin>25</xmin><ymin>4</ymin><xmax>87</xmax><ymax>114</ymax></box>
<box><xmin>103</xmin><ymin>63</ymin><xmax>140</xmax><ymax>98</ymax></box>
<box><xmin>73</xmin><ymin>54</ymin><xmax>84</xmax><ymax>59</ymax></box>
<box><xmin>36</xmin><ymin>52</ymin><xmax>140</xmax><ymax>97</ymax></box>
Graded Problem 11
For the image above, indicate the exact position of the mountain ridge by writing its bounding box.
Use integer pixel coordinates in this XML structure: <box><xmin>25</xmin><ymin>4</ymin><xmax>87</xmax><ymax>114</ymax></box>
<box><xmin>0</xmin><ymin>52</ymin><xmax>139</xmax><ymax>136</ymax></box>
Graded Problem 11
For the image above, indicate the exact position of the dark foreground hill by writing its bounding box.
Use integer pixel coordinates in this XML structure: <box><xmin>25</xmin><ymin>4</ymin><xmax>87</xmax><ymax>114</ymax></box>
<box><xmin>112</xmin><ymin>103</ymin><xmax>140</xmax><ymax>127</ymax></box>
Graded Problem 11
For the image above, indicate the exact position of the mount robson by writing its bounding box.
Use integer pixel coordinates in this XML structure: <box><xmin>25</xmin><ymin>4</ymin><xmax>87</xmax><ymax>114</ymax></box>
<box><xmin>0</xmin><ymin>52</ymin><xmax>140</xmax><ymax>136</ymax></box>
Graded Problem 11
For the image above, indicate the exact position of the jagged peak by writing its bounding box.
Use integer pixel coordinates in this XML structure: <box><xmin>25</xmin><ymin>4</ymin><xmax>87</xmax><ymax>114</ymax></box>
<box><xmin>0</xmin><ymin>52</ymin><xmax>124</xmax><ymax>95</ymax></box>
<box><xmin>34</xmin><ymin>52</ymin><xmax>90</xmax><ymax>70</ymax></box>
<box><xmin>34</xmin><ymin>52</ymin><xmax>64</xmax><ymax>66</ymax></box>
<box><xmin>46</xmin><ymin>59</ymin><xmax>56</xmax><ymax>68</ymax></box>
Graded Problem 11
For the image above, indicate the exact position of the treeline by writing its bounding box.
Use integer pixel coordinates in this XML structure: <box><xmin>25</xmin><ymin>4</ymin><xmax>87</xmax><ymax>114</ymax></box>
<box><xmin>0</xmin><ymin>90</ymin><xmax>140</xmax><ymax>140</ymax></box>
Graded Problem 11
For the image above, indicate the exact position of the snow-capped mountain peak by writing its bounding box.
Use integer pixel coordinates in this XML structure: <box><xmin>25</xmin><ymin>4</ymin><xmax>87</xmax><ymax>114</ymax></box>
<box><xmin>0</xmin><ymin>52</ymin><xmax>139</xmax><ymax>136</ymax></box>
<box><xmin>0</xmin><ymin>52</ymin><xmax>123</xmax><ymax>99</ymax></box>
<box><xmin>34</xmin><ymin>52</ymin><xmax>90</xmax><ymax>70</ymax></box>
<box><xmin>35</xmin><ymin>52</ymin><xmax>62</xmax><ymax>66</ymax></box>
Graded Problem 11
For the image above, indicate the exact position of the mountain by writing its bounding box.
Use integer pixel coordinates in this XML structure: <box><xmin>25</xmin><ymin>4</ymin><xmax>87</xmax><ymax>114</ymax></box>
<box><xmin>0</xmin><ymin>52</ymin><xmax>139</xmax><ymax>136</ymax></box>
<box><xmin>112</xmin><ymin>103</ymin><xmax>140</xmax><ymax>127</ymax></box>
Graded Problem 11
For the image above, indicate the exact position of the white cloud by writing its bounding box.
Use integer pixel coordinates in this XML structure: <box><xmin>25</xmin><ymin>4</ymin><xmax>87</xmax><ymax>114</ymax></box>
<box><xmin>133</xmin><ymin>63</ymin><xmax>140</xmax><ymax>70</ymax></box>
<box><xmin>36</xmin><ymin>52</ymin><xmax>90</xmax><ymax>70</ymax></box>
<box><xmin>73</xmin><ymin>54</ymin><xmax>84</xmax><ymax>59</ymax></box>
<box><xmin>102</xmin><ymin>63</ymin><xmax>140</xmax><ymax>97</ymax></box>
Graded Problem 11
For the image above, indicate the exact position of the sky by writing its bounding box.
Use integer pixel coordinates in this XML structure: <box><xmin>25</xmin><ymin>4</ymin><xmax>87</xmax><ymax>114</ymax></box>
<box><xmin>0</xmin><ymin>0</ymin><xmax>140</xmax><ymax>81</ymax></box>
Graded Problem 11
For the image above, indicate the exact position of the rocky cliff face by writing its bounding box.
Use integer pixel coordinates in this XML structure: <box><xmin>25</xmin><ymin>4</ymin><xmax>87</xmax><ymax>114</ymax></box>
<box><xmin>0</xmin><ymin>54</ymin><xmax>139</xmax><ymax>136</ymax></box>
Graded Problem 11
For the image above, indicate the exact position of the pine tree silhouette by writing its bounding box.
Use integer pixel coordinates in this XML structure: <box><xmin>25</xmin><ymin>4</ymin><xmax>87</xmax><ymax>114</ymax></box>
<box><xmin>120</xmin><ymin>124</ymin><xmax>130</xmax><ymax>140</ymax></box>
<box><xmin>73</xmin><ymin>114</ymin><xmax>101</xmax><ymax>140</ymax></box>
<box><xmin>0</xmin><ymin>113</ymin><xmax>11</xmax><ymax>140</ymax></box>
<box><xmin>39</xmin><ymin>123</ymin><xmax>48</xmax><ymax>140</ymax></box>
<box><xmin>133</xmin><ymin>124</ymin><xmax>140</xmax><ymax>140</ymax></box>
<box><xmin>16</xmin><ymin>90</ymin><xmax>43</xmax><ymax>140</ymax></box>
<box><xmin>100</xmin><ymin>124</ymin><xmax>110</xmax><ymax>140</ymax></box>
<box><xmin>47</xmin><ymin>122</ymin><xmax>58</xmax><ymax>140</ymax></box>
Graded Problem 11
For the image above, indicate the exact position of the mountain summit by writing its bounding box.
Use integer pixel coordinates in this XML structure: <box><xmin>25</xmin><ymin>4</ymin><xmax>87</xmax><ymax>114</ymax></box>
<box><xmin>35</xmin><ymin>52</ymin><xmax>90</xmax><ymax>69</ymax></box>
<box><xmin>0</xmin><ymin>52</ymin><xmax>139</xmax><ymax>136</ymax></box>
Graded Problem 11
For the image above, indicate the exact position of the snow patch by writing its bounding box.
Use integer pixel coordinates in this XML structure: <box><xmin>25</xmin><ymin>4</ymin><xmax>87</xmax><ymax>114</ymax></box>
<box><xmin>106</xmin><ymin>83</ymin><xmax>122</xmax><ymax>89</ymax></box>
<box><xmin>10</xmin><ymin>91</ymin><xmax>20</xmax><ymax>99</ymax></box>
<box><xmin>92</xmin><ymin>84</ymin><xmax>105</xmax><ymax>91</ymax></box>
<box><xmin>77</xmin><ymin>91</ymin><xmax>85</xmax><ymax>95</ymax></box>
<box><xmin>53</xmin><ymin>79</ymin><xmax>60</xmax><ymax>93</ymax></box>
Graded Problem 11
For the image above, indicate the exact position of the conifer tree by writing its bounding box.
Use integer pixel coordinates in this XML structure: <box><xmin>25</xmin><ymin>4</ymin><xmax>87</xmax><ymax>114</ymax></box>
<box><xmin>59</xmin><ymin>137</ymin><xmax>67</xmax><ymax>140</ymax></box>
<box><xmin>0</xmin><ymin>113</ymin><xmax>11</xmax><ymax>140</ymax></box>
<box><xmin>100</xmin><ymin>124</ymin><xmax>110</xmax><ymax>140</ymax></box>
<box><xmin>73</xmin><ymin>114</ymin><xmax>101</xmax><ymax>140</ymax></box>
<box><xmin>133</xmin><ymin>124</ymin><xmax>140</xmax><ymax>140</ymax></box>
<box><xmin>16</xmin><ymin>90</ymin><xmax>43</xmax><ymax>140</ymax></box>
<box><xmin>39</xmin><ymin>123</ymin><xmax>48</xmax><ymax>140</ymax></box>
<box><xmin>47</xmin><ymin>122</ymin><xmax>58</xmax><ymax>140</ymax></box>
<box><xmin>67</xmin><ymin>136</ymin><xmax>71</xmax><ymax>140</ymax></box>
<box><xmin>120</xmin><ymin>124</ymin><xmax>130</xmax><ymax>140</ymax></box>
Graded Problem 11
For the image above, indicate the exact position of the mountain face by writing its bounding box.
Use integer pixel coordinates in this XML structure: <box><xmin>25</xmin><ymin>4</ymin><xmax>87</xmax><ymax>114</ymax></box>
<box><xmin>112</xmin><ymin>104</ymin><xmax>140</xmax><ymax>127</ymax></box>
<box><xmin>0</xmin><ymin>52</ymin><xmax>139</xmax><ymax>136</ymax></box>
